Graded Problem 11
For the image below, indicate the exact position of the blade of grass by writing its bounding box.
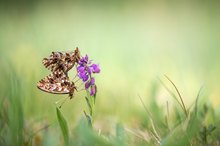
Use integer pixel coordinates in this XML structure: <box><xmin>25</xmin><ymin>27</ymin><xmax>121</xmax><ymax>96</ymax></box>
<box><xmin>56</xmin><ymin>107</ymin><xmax>69</xmax><ymax>146</ymax></box>
<box><xmin>194</xmin><ymin>87</ymin><xmax>203</xmax><ymax>116</ymax></box>
<box><xmin>164</xmin><ymin>75</ymin><xmax>188</xmax><ymax>117</ymax></box>
<box><xmin>165</xmin><ymin>101</ymin><xmax>170</xmax><ymax>131</ymax></box>
<box><xmin>72</xmin><ymin>118</ymin><xmax>112</xmax><ymax>146</ymax></box>
<box><xmin>138</xmin><ymin>95</ymin><xmax>161</xmax><ymax>144</ymax></box>
<box><xmin>8</xmin><ymin>69</ymin><xmax>24</xmax><ymax>146</ymax></box>
<box><xmin>158</xmin><ymin>78</ymin><xmax>184</xmax><ymax>113</ymax></box>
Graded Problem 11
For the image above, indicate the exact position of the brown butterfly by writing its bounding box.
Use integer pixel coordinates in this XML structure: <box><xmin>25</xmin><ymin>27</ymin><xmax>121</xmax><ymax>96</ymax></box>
<box><xmin>37</xmin><ymin>70</ymin><xmax>77</xmax><ymax>99</ymax></box>
<box><xmin>42</xmin><ymin>47</ymin><xmax>80</xmax><ymax>73</ymax></box>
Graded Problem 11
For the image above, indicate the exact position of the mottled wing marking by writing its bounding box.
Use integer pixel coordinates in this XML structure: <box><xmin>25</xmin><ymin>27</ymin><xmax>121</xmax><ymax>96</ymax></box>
<box><xmin>38</xmin><ymin>48</ymin><xmax>80</xmax><ymax>98</ymax></box>
<box><xmin>42</xmin><ymin>47</ymin><xmax>80</xmax><ymax>73</ymax></box>
<box><xmin>37</xmin><ymin>71</ymin><xmax>75</xmax><ymax>95</ymax></box>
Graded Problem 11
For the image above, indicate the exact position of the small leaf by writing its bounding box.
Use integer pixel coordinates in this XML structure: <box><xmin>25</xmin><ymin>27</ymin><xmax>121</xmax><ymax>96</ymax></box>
<box><xmin>83</xmin><ymin>110</ymin><xmax>92</xmax><ymax>127</ymax></box>
<box><xmin>85</xmin><ymin>96</ymin><xmax>92</xmax><ymax>116</ymax></box>
<box><xmin>56</xmin><ymin>107</ymin><xmax>69</xmax><ymax>146</ymax></box>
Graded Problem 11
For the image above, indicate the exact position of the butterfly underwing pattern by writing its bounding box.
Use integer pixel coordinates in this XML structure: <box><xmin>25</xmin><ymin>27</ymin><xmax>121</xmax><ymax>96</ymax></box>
<box><xmin>37</xmin><ymin>47</ymin><xmax>80</xmax><ymax>99</ymax></box>
<box><xmin>42</xmin><ymin>47</ymin><xmax>80</xmax><ymax>73</ymax></box>
<box><xmin>37</xmin><ymin>70</ymin><xmax>77</xmax><ymax>98</ymax></box>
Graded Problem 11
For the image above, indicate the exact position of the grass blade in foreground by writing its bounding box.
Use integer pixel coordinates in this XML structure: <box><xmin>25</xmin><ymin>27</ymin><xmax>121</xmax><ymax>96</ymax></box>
<box><xmin>56</xmin><ymin>107</ymin><xmax>69</xmax><ymax>146</ymax></box>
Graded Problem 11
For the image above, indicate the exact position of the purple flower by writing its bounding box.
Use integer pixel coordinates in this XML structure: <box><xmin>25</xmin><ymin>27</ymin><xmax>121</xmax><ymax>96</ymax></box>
<box><xmin>77</xmin><ymin>54</ymin><xmax>100</xmax><ymax>96</ymax></box>
<box><xmin>85</xmin><ymin>81</ymin><xmax>91</xmax><ymax>89</ymax></box>
<box><xmin>80</xmin><ymin>72</ymin><xmax>89</xmax><ymax>82</ymax></box>
<box><xmin>80</xmin><ymin>54</ymin><xmax>88</xmax><ymax>63</ymax></box>
<box><xmin>77</xmin><ymin>66</ymin><xmax>85</xmax><ymax>72</ymax></box>
<box><xmin>90</xmin><ymin>64</ymin><xmax>100</xmax><ymax>73</ymax></box>
<box><xmin>85</xmin><ymin>77</ymin><xmax>95</xmax><ymax>89</ymax></box>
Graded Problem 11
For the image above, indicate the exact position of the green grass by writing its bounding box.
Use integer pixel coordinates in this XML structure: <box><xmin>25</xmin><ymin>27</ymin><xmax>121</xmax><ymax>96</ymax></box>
<box><xmin>1</xmin><ymin>1</ymin><xmax>220</xmax><ymax>145</ymax></box>
<box><xmin>0</xmin><ymin>57</ymin><xmax>219</xmax><ymax>146</ymax></box>
<box><xmin>0</xmin><ymin>59</ymin><xmax>24</xmax><ymax>146</ymax></box>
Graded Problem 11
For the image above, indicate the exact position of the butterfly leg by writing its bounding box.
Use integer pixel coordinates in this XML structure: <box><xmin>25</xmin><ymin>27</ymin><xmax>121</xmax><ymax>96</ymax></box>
<box><xmin>72</xmin><ymin>73</ymin><xmax>78</xmax><ymax>81</ymax></box>
<box><xmin>55</xmin><ymin>96</ymin><xmax>69</xmax><ymax>108</ymax></box>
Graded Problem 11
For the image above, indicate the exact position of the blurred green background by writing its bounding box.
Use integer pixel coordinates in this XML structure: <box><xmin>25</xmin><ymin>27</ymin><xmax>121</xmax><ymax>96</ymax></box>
<box><xmin>1</xmin><ymin>0</ymin><xmax>220</xmax><ymax>138</ymax></box>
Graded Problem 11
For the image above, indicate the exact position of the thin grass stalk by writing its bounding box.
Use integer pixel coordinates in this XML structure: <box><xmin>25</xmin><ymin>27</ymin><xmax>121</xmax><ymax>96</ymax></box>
<box><xmin>164</xmin><ymin>75</ymin><xmax>188</xmax><ymax>117</ymax></box>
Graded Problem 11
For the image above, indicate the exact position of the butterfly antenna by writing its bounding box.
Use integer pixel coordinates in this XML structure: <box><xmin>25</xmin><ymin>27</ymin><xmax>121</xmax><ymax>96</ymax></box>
<box><xmin>76</xmin><ymin>82</ymin><xmax>84</xmax><ymax>88</ymax></box>
<box><xmin>74</xmin><ymin>78</ymin><xmax>81</xmax><ymax>83</ymax></box>
<box><xmin>59</xmin><ymin>96</ymin><xmax>69</xmax><ymax>108</ymax></box>
<box><xmin>55</xmin><ymin>97</ymin><xmax>65</xmax><ymax>105</ymax></box>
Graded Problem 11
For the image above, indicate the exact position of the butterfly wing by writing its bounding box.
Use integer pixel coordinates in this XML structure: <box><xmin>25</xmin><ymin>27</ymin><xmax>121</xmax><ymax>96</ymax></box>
<box><xmin>42</xmin><ymin>48</ymin><xmax>80</xmax><ymax>73</ymax></box>
<box><xmin>42</xmin><ymin>51</ymin><xmax>68</xmax><ymax>72</ymax></box>
<box><xmin>37</xmin><ymin>71</ymin><xmax>72</xmax><ymax>94</ymax></box>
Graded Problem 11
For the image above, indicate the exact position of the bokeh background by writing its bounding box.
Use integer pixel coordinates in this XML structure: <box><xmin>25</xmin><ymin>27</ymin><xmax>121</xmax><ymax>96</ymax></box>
<box><xmin>1</xmin><ymin>0</ymin><xmax>220</xmax><ymax>136</ymax></box>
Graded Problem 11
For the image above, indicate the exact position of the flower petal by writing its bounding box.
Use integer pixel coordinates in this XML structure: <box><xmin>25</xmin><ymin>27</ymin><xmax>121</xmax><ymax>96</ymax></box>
<box><xmin>85</xmin><ymin>81</ymin><xmax>91</xmax><ymax>89</ymax></box>
<box><xmin>82</xmin><ymin>74</ymin><xmax>89</xmax><ymax>82</ymax></box>
<box><xmin>78</xmin><ymin>72</ymin><xmax>89</xmax><ymax>82</ymax></box>
<box><xmin>91</xmin><ymin>64</ymin><xmax>100</xmax><ymax>73</ymax></box>
<box><xmin>91</xmin><ymin>77</ymin><xmax>95</xmax><ymax>85</ymax></box>
<box><xmin>87</xmin><ymin>66</ymin><xmax>92</xmax><ymax>74</ymax></box>
<box><xmin>77</xmin><ymin>66</ymin><xmax>85</xmax><ymax>73</ymax></box>
<box><xmin>85</xmin><ymin>54</ymin><xmax>89</xmax><ymax>62</ymax></box>
<box><xmin>90</xmin><ymin>85</ymin><xmax>96</xmax><ymax>96</ymax></box>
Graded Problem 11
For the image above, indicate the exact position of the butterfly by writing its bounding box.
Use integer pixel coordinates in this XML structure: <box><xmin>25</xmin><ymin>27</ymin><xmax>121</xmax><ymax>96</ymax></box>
<box><xmin>42</xmin><ymin>47</ymin><xmax>80</xmax><ymax>73</ymax></box>
<box><xmin>37</xmin><ymin>70</ymin><xmax>77</xmax><ymax>99</ymax></box>
<box><xmin>37</xmin><ymin>48</ymin><xmax>81</xmax><ymax>100</ymax></box>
